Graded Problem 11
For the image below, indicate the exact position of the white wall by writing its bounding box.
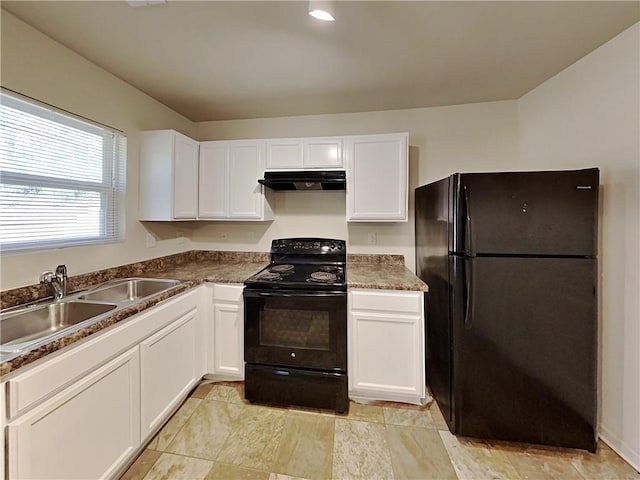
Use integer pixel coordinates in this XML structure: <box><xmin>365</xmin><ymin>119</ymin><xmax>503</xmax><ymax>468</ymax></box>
<box><xmin>0</xmin><ymin>12</ymin><xmax>196</xmax><ymax>290</ymax></box>
<box><xmin>193</xmin><ymin>100</ymin><xmax>520</xmax><ymax>272</ymax></box>
<box><xmin>518</xmin><ymin>23</ymin><xmax>640</xmax><ymax>468</ymax></box>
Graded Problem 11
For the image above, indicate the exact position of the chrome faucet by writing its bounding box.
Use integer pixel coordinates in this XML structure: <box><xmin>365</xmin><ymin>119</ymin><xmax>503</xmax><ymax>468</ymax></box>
<box><xmin>40</xmin><ymin>264</ymin><xmax>68</xmax><ymax>300</ymax></box>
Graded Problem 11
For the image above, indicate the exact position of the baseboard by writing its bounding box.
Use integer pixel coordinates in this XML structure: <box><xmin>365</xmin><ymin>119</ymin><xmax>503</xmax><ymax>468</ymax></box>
<box><xmin>349</xmin><ymin>389</ymin><xmax>432</xmax><ymax>406</ymax></box>
<box><xmin>599</xmin><ymin>424</ymin><xmax>640</xmax><ymax>472</ymax></box>
<box><xmin>203</xmin><ymin>372</ymin><xmax>244</xmax><ymax>382</ymax></box>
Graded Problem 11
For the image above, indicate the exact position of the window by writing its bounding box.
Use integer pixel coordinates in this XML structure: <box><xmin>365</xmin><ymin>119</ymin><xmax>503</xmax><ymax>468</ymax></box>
<box><xmin>0</xmin><ymin>91</ymin><xmax>126</xmax><ymax>254</ymax></box>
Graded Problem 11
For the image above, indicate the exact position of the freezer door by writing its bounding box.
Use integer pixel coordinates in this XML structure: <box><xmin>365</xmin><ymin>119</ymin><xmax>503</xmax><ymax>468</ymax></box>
<box><xmin>452</xmin><ymin>256</ymin><xmax>597</xmax><ymax>451</ymax></box>
<box><xmin>415</xmin><ymin>177</ymin><xmax>451</xmax><ymax>281</ymax></box>
<box><xmin>453</xmin><ymin>169</ymin><xmax>599</xmax><ymax>256</ymax></box>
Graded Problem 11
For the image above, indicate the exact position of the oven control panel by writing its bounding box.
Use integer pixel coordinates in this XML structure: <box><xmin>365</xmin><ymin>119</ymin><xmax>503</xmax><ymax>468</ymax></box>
<box><xmin>271</xmin><ymin>238</ymin><xmax>345</xmax><ymax>254</ymax></box>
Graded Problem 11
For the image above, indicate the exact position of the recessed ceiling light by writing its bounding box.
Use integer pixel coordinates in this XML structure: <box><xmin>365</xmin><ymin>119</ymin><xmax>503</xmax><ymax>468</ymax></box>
<box><xmin>127</xmin><ymin>0</ymin><xmax>166</xmax><ymax>7</ymax></box>
<box><xmin>308</xmin><ymin>0</ymin><xmax>335</xmax><ymax>22</ymax></box>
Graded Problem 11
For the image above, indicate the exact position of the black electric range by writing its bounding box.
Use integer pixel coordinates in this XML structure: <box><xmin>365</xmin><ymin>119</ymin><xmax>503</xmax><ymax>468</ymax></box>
<box><xmin>243</xmin><ymin>238</ymin><xmax>349</xmax><ymax>413</ymax></box>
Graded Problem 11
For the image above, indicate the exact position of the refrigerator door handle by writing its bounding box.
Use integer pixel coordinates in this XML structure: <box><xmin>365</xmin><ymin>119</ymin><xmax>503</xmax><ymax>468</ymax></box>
<box><xmin>463</xmin><ymin>185</ymin><xmax>473</xmax><ymax>255</ymax></box>
<box><xmin>464</xmin><ymin>258</ymin><xmax>475</xmax><ymax>329</ymax></box>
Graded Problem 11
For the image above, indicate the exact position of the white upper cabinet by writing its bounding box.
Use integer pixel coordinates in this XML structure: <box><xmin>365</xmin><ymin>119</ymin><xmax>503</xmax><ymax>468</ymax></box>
<box><xmin>346</xmin><ymin>133</ymin><xmax>408</xmax><ymax>222</ymax></box>
<box><xmin>139</xmin><ymin>131</ymin><xmax>408</xmax><ymax>223</ymax></box>
<box><xmin>199</xmin><ymin>140</ymin><xmax>273</xmax><ymax>221</ymax></box>
<box><xmin>173</xmin><ymin>135</ymin><xmax>200</xmax><ymax>218</ymax></box>
<box><xmin>198</xmin><ymin>142</ymin><xmax>227</xmax><ymax>218</ymax></box>
<box><xmin>265</xmin><ymin>139</ymin><xmax>302</xmax><ymax>170</ymax></box>
<box><xmin>265</xmin><ymin>137</ymin><xmax>343</xmax><ymax>170</ymax></box>
<box><xmin>139</xmin><ymin>129</ymin><xmax>199</xmax><ymax>221</ymax></box>
<box><xmin>229</xmin><ymin>142</ymin><xmax>269</xmax><ymax>218</ymax></box>
<box><xmin>305</xmin><ymin>137</ymin><xmax>343</xmax><ymax>168</ymax></box>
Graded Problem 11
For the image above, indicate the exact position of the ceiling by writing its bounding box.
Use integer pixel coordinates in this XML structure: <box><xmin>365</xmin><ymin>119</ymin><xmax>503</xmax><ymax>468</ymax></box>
<box><xmin>2</xmin><ymin>1</ymin><xmax>639</xmax><ymax>122</ymax></box>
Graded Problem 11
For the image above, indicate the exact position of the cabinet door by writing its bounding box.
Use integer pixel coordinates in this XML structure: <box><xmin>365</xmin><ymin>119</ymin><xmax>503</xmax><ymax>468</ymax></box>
<box><xmin>346</xmin><ymin>133</ymin><xmax>408</xmax><ymax>222</ymax></box>
<box><xmin>199</xmin><ymin>142</ymin><xmax>228</xmax><ymax>218</ymax></box>
<box><xmin>172</xmin><ymin>133</ymin><xmax>199</xmax><ymax>219</ymax></box>
<box><xmin>139</xmin><ymin>130</ymin><xmax>173</xmax><ymax>221</ymax></box>
<box><xmin>7</xmin><ymin>347</ymin><xmax>140</xmax><ymax>480</ymax></box>
<box><xmin>265</xmin><ymin>137</ymin><xmax>343</xmax><ymax>170</ymax></box>
<box><xmin>228</xmin><ymin>142</ymin><xmax>264</xmax><ymax>219</ymax></box>
<box><xmin>349</xmin><ymin>289</ymin><xmax>425</xmax><ymax>404</ymax></box>
<box><xmin>303</xmin><ymin>137</ymin><xmax>343</xmax><ymax>168</ymax></box>
<box><xmin>212</xmin><ymin>302</ymin><xmax>244</xmax><ymax>379</ymax></box>
<box><xmin>350</xmin><ymin>311</ymin><xmax>423</xmax><ymax>400</ymax></box>
<box><xmin>140</xmin><ymin>310</ymin><xmax>198</xmax><ymax>439</ymax></box>
<box><xmin>265</xmin><ymin>139</ymin><xmax>303</xmax><ymax>170</ymax></box>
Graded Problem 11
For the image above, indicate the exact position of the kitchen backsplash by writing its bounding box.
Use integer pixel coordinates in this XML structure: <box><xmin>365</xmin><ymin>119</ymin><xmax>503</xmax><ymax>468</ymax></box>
<box><xmin>0</xmin><ymin>250</ymin><xmax>270</xmax><ymax>309</ymax></box>
<box><xmin>1</xmin><ymin>251</ymin><xmax>406</xmax><ymax>309</ymax></box>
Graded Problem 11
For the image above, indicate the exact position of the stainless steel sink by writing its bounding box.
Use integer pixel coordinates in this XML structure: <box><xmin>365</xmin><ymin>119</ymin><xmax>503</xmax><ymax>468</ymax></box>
<box><xmin>1</xmin><ymin>277</ymin><xmax>182</xmax><ymax>360</ymax></box>
<box><xmin>78</xmin><ymin>278</ymin><xmax>181</xmax><ymax>303</ymax></box>
<box><xmin>1</xmin><ymin>301</ymin><xmax>117</xmax><ymax>348</ymax></box>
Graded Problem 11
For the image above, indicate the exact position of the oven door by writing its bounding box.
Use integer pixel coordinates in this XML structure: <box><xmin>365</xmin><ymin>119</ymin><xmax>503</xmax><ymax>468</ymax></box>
<box><xmin>244</xmin><ymin>289</ymin><xmax>347</xmax><ymax>372</ymax></box>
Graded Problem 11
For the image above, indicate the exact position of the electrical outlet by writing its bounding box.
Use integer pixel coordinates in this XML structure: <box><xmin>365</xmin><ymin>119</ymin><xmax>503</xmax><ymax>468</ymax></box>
<box><xmin>176</xmin><ymin>231</ymin><xmax>185</xmax><ymax>245</ymax></box>
<box><xmin>367</xmin><ymin>232</ymin><xmax>377</xmax><ymax>245</ymax></box>
<box><xmin>146</xmin><ymin>232</ymin><xmax>156</xmax><ymax>248</ymax></box>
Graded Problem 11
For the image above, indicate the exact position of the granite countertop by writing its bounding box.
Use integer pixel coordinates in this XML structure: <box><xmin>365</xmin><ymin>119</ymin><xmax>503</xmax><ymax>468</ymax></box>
<box><xmin>347</xmin><ymin>254</ymin><xmax>429</xmax><ymax>292</ymax></box>
<box><xmin>136</xmin><ymin>256</ymin><xmax>268</xmax><ymax>284</ymax></box>
<box><xmin>1</xmin><ymin>250</ymin><xmax>427</xmax><ymax>377</ymax></box>
<box><xmin>0</xmin><ymin>250</ymin><xmax>270</xmax><ymax>310</ymax></box>
<box><xmin>0</xmin><ymin>251</ymin><xmax>268</xmax><ymax>377</ymax></box>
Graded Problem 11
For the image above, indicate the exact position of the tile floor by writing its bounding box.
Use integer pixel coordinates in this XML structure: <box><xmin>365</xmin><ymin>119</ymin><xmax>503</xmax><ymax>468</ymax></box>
<box><xmin>121</xmin><ymin>381</ymin><xmax>639</xmax><ymax>480</ymax></box>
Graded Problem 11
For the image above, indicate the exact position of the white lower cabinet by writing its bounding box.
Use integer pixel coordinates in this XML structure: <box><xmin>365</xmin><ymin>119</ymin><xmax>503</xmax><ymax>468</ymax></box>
<box><xmin>3</xmin><ymin>287</ymin><xmax>205</xmax><ymax>480</ymax></box>
<box><xmin>140</xmin><ymin>308</ymin><xmax>199</xmax><ymax>438</ymax></box>
<box><xmin>348</xmin><ymin>288</ymin><xmax>426</xmax><ymax>405</ymax></box>
<box><xmin>7</xmin><ymin>347</ymin><xmax>140</xmax><ymax>480</ymax></box>
<box><xmin>208</xmin><ymin>284</ymin><xmax>244</xmax><ymax>380</ymax></box>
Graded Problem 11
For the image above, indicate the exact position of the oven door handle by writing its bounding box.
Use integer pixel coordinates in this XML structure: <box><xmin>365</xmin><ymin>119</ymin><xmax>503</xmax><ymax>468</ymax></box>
<box><xmin>243</xmin><ymin>290</ymin><xmax>346</xmax><ymax>299</ymax></box>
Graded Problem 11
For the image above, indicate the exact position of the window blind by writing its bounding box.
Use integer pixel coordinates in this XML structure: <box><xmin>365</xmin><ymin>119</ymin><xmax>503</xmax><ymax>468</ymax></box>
<box><xmin>0</xmin><ymin>91</ymin><xmax>127</xmax><ymax>254</ymax></box>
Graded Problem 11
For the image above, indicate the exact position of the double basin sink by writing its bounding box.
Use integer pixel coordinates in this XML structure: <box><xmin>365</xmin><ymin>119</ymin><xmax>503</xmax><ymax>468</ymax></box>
<box><xmin>1</xmin><ymin>278</ymin><xmax>182</xmax><ymax>361</ymax></box>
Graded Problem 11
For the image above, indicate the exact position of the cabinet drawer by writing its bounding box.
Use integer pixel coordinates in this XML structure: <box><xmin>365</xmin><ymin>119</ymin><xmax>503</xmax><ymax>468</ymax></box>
<box><xmin>213</xmin><ymin>283</ymin><xmax>244</xmax><ymax>303</ymax></box>
<box><xmin>6</xmin><ymin>289</ymin><xmax>199</xmax><ymax>419</ymax></box>
<box><xmin>350</xmin><ymin>289</ymin><xmax>422</xmax><ymax>314</ymax></box>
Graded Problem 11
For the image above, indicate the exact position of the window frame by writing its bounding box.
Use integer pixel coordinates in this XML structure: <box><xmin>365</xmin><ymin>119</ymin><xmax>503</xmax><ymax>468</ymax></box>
<box><xmin>0</xmin><ymin>90</ymin><xmax>127</xmax><ymax>255</ymax></box>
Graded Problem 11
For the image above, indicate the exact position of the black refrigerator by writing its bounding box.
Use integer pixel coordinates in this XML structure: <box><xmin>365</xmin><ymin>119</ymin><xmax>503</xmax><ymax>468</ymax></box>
<box><xmin>415</xmin><ymin>168</ymin><xmax>599</xmax><ymax>452</ymax></box>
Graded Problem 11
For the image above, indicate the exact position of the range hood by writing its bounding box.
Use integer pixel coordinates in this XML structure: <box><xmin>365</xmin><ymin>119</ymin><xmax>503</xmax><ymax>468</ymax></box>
<box><xmin>258</xmin><ymin>171</ymin><xmax>346</xmax><ymax>191</ymax></box>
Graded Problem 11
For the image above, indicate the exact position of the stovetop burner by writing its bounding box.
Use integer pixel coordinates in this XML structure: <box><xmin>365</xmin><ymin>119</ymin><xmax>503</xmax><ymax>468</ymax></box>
<box><xmin>308</xmin><ymin>271</ymin><xmax>338</xmax><ymax>283</ymax></box>
<box><xmin>257</xmin><ymin>272</ymin><xmax>283</xmax><ymax>281</ymax></box>
<box><xmin>244</xmin><ymin>238</ymin><xmax>347</xmax><ymax>291</ymax></box>
<box><xmin>319</xmin><ymin>265</ymin><xmax>343</xmax><ymax>274</ymax></box>
<box><xmin>270</xmin><ymin>264</ymin><xmax>295</xmax><ymax>273</ymax></box>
